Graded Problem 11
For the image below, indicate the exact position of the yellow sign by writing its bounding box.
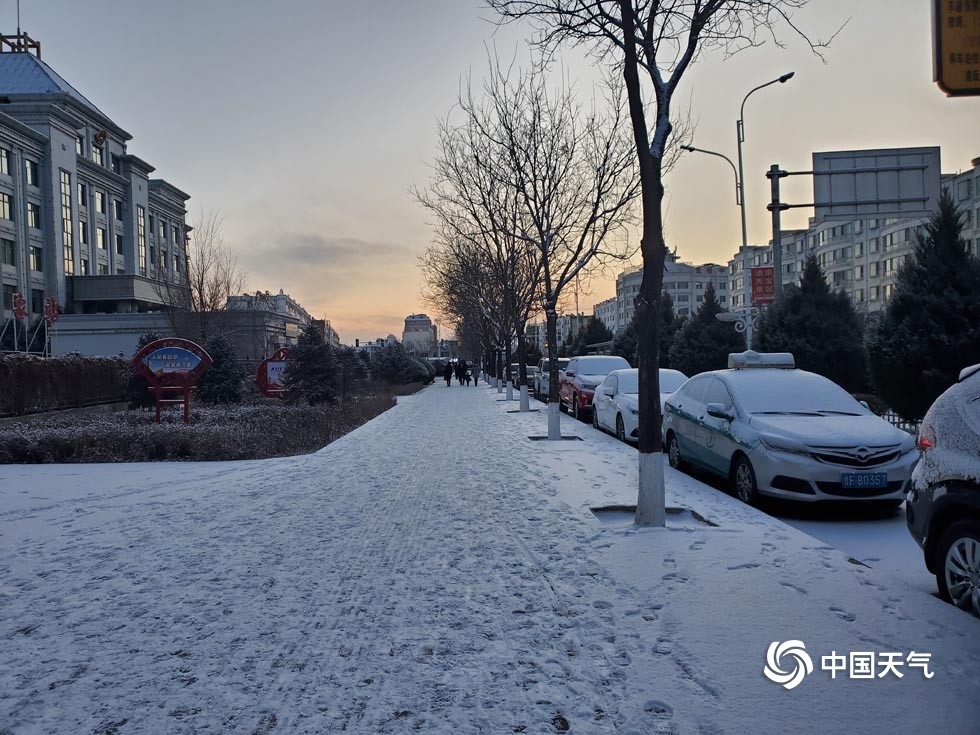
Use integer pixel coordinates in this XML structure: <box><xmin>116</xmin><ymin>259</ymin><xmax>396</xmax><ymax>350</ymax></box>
<box><xmin>934</xmin><ymin>0</ymin><xmax>980</xmax><ymax>96</ymax></box>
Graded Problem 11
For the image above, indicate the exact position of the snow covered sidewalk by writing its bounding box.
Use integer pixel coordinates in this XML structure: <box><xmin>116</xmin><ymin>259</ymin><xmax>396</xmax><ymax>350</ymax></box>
<box><xmin>1</xmin><ymin>384</ymin><xmax>977</xmax><ymax>734</ymax></box>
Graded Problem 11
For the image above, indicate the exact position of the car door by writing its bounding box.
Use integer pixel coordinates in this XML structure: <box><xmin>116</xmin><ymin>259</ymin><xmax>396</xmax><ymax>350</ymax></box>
<box><xmin>668</xmin><ymin>375</ymin><xmax>710</xmax><ymax>465</ymax></box>
<box><xmin>594</xmin><ymin>373</ymin><xmax>616</xmax><ymax>430</ymax></box>
<box><xmin>697</xmin><ymin>377</ymin><xmax>738</xmax><ymax>476</ymax></box>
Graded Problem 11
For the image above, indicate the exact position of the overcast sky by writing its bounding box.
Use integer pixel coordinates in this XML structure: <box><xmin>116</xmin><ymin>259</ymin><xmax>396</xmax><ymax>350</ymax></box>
<box><xmin>13</xmin><ymin>0</ymin><xmax>979</xmax><ymax>343</ymax></box>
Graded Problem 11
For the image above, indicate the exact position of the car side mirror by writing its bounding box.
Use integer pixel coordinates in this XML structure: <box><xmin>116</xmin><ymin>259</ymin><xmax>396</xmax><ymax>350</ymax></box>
<box><xmin>706</xmin><ymin>402</ymin><xmax>734</xmax><ymax>422</ymax></box>
<box><xmin>602</xmin><ymin>386</ymin><xmax>615</xmax><ymax>396</ymax></box>
<box><xmin>858</xmin><ymin>400</ymin><xmax>870</xmax><ymax>410</ymax></box>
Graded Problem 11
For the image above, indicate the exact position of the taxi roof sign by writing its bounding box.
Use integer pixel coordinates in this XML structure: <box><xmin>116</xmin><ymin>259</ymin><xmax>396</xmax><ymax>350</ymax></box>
<box><xmin>933</xmin><ymin>0</ymin><xmax>980</xmax><ymax>97</ymax></box>
<box><xmin>727</xmin><ymin>351</ymin><xmax>795</xmax><ymax>369</ymax></box>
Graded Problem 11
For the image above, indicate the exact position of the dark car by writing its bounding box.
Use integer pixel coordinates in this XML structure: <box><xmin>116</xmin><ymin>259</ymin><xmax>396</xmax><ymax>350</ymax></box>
<box><xmin>906</xmin><ymin>364</ymin><xmax>980</xmax><ymax>617</ymax></box>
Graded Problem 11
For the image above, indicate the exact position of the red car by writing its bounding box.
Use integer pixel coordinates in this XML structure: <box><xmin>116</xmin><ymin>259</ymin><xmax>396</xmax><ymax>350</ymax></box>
<box><xmin>559</xmin><ymin>355</ymin><xmax>631</xmax><ymax>421</ymax></box>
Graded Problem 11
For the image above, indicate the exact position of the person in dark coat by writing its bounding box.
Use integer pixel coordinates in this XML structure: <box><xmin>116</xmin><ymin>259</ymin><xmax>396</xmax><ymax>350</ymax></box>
<box><xmin>457</xmin><ymin>360</ymin><xmax>468</xmax><ymax>385</ymax></box>
<box><xmin>444</xmin><ymin>361</ymin><xmax>454</xmax><ymax>387</ymax></box>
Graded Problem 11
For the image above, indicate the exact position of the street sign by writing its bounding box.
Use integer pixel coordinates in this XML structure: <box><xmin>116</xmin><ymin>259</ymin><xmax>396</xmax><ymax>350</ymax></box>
<box><xmin>933</xmin><ymin>0</ymin><xmax>980</xmax><ymax>96</ymax></box>
<box><xmin>750</xmin><ymin>266</ymin><xmax>775</xmax><ymax>305</ymax></box>
<box><xmin>256</xmin><ymin>347</ymin><xmax>290</xmax><ymax>398</ymax></box>
<box><xmin>811</xmin><ymin>147</ymin><xmax>941</xmax><ymax>222</ymax></box>
<box><xmin>133</xmin><ymin>338</ymin><xmax>213</xmax><ymax>423</ymax></box>
<box><xmin>12</xmin><ymin>292</ymin><xmax>26</xmax><ymax>320</ymax></box>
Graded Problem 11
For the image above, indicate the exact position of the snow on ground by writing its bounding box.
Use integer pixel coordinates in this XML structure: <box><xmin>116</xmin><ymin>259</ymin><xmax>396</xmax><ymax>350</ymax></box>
<box><xmin>1</xmin><ymin>383</ymin><xmax>978</xmax><ymax>734</ymax></box>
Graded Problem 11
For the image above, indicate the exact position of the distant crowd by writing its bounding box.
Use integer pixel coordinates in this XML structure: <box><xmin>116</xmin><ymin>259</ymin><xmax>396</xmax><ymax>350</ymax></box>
<box><xmin>444</xmin><ymin>360</ymin><xmax>477</xmax><ymax>387</ymax></box>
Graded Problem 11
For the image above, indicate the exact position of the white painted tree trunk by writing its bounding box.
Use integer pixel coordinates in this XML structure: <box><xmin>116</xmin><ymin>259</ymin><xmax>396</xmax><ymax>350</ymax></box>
<box><xmin>547</xmin><ymin>401</ymin><xmax>561</xmax><ymax>440</ymax></box>
<box><xmin>635</xmin><ymin>452</ymin><xmax>666</xmax><ymax>526</ymax></box>
<box><xmin>496</xmin><ymin>376</ymin><xmax>502</xmax><ymax>393</ymax></box>
<box><xmin>506</xmin><ymin>381</ymin><xmax>514</xmax><ymax>401</ymax></box>
<box><xmin>519</xmin><ymin>385</ymin><xmax>529</xmax><ymax>412</ymax></box>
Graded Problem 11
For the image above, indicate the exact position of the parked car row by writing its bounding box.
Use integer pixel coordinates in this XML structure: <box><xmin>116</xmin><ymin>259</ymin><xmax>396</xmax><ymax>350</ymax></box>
<box><xmin>531</xmin><ymin>348</ymin><xmax>980</xmax><ymax>617</ymax></box>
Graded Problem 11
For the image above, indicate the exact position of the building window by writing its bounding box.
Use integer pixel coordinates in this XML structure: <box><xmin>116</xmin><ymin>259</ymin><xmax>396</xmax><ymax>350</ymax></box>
<box><xmin>95</xmin><ymin>191</ymin><xmax>106</xmax><ymax>214</ymax></box>
<box><xmin>25</xmin><ymin>159</ymin><xmax>39</xmax><ymax>187</ymax></box>
<box><xmin>137</xmin><ymin>205</ymin><xmax>146</xmax><ymax>275</ymax></box>
<box><xmin>92</xmin><ymin>146</ymin><xmax>104</xmax><ymax>166</ymax></box>
<box><xmin>76</xmin><ymin>135</ymin><xmax>84</xmax><ymax>156</ymax></box>
<box><xmin>111</xmin><ymin>154</ymin><xmax>121</xmax><ymax>174</ymax></box>
<box><xmin>28</xmin><ymin>202</ymin><xmax>41</xmax><ymax>229</ymax></box>
<box><xmin>854</xmin><ymin>242</ymin><xmax>863</xmax><ymax>258</ymax></box>
<box><xmin>30</xmin><ymin>245</ymin><xmax>43</xmax><ymax>272</ymax></box>
<box><xmin>870</xmin><ymin>237</ymin><xmax>879</xmax><ymax>253</ymax></box>
<box><xmin>160</xmin><ymin>249</ymin><xmax>167</xmax><ymax>269</ymax></box>
<box><xmin>0</xmin><ymin>147</ymin><xmax>9</xmax><ymax>175</ymax></box>
<box><xmin>31</xmin><ymin>288</ymin><xmax>43</xmax><ymax>313</ymax></box>
<box><xmin>0</xmin><ymin>192</ymin><xmax>11</xmax><ymax>220</ymax></box>
<box><xmin>1</xmin><ymin>236</ymin><xmax>14</xmax><ymax>266</ymax></box>
<box><xmin>159</xmin><ymin>221</ymin><xmax>167</xmax><ymax>240</ymax></box>
<box><xmin>870</xmin><ymin>286</ymin><xmax>879</xmax><ymax>301</ymax></box>
<box><xmin>80</xmin><ymin>258</ymin><xmax>89</xmax><ymax>276</ymax></box>
<box><xmin>98</xmin><ymin>263</ymin><xmax>109</xmax><ymax>275</ymax></box>
<box><xmin>114</xmin><ymin>199</ymin><xmax>124</xmax><ymax>220</ymax></box>
<box><xmin>959</xmin><ymin>179</ymin><xmax>972</xmax><ymax>201</ymax></box>
<box><xmin>115</xmin><ymin>233</ymin><xmax>123</xmax><ymax>255</ymax></box>
<box><xmin>2</xmin><ymin>283</ymin><xmax>14</xmax><ymax>310</ymax></box>
<box><xmin>854</xmin><ymin>265</ymin><xmax>864</xmax><ymax>280</ymax></box>
<box><xmin>854</xmin><ymin>288</ymin><xmax>864</xmax><ymax>302</ymax></box>
<box><xmin>79</xmin><ymin>220</ymin><xmax>89</xmax><ymax>245</ymax></box>
<box><xmin>870</xmin><ymin>261</ymin><xmax>880</xmax><ymax>277</ymax></box>
<box><xmin>59</xmin><ymin>171</ymin><xmax>73</xmax><ymax>274</ymax></box>
<box><xmin>78</xmin><ymin>182</ymin><xmax>87</xmax><ymax>206</ymax></box>
<box><xmin>149</xmin><ymin>245</ymin><xmax>155</xmax><ymax>269</ymax></box>
<box><xmin>97</xmin><ymin>227</ymin><xmax>106</xmax><ymax>250</ymax></box>
<box><xmin>175</xmin><ymin>255</ymin><xmax>181</xmax><ymax>273</ymax></box>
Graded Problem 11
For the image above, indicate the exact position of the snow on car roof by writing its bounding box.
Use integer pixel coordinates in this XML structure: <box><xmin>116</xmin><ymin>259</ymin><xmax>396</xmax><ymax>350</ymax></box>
<box><xmin>719</xmin><ymin>368</ymin><xmax>869</xmax><ymax>415</ymax></box>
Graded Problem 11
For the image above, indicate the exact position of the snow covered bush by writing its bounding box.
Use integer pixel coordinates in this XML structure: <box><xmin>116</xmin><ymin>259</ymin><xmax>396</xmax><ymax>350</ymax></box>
<box><xmin>0</xmin><ymin>353</ymin><xmax>129</xmax><ymax>416</ymax></box>
<box><xmin>0</xmin><ymin>396</ymin><xmax>396</xmax><ymax>463</ymax></box>
<box><xmin>196</xmin><ymin>334</ymin><xmax>245</xmax><ymax>404</ymax></box>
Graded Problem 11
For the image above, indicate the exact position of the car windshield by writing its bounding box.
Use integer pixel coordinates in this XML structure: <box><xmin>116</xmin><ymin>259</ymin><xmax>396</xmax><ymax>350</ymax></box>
<box><xmin>578</xmin><ymin>358</ymin><xmax>628</xmax><ymax>375</ymax></box>
<box><xmin>541</xmin><ymin>359</ymin><xmax>570</xmax><ymax>371</ymax></box>
<box><xmin>659</xmin><ymin>370</ymin><xmax>687</xmax><ymax>394</ymax></box>
<box><xmin>727</xmin><ymin>369</ymin><xmax>869</xmax><ymax>416</ymax></box>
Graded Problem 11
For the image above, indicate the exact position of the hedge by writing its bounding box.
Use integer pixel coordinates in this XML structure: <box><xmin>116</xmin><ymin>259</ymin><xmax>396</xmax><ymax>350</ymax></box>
<box><xmin>0</xmin><ymin>354</ymin><xmax>129</xmax><ymax>417</ymax></box>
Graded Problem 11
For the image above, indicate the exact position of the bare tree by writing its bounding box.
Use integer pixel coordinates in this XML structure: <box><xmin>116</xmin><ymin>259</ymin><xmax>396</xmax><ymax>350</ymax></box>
<box><xmin>157</xmin><ymin>210</ymin><xmax>246</xmax><ymax>344</ymax></box>
<box><xmin>490</xmin><ymin>0</ymin><xmax>835</xmax><ymax>524</ymax></box>
<box><xmin>417</xmin><ymin>70</ymin><xmax>546</xmax><ymax>410</ymax></box>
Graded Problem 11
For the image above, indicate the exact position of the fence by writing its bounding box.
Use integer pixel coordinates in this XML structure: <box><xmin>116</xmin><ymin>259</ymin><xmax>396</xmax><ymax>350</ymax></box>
<box><xmin>880</xmin><ymin>409</ymin><xmax>921</xmax><ymax>436</ymax></box>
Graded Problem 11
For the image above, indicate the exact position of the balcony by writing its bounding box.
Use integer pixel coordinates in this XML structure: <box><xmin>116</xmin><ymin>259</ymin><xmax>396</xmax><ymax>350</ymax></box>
<box><xmin>70</xmin><ymin>274</ymin><xmax>187</xmax><ymax>310</ymax></box>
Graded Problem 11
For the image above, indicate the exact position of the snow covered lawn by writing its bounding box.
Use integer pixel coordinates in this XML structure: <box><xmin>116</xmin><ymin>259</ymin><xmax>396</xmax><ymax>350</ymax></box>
<box><xmin>1</xmin><ymin>384</ymin><xmax>977</xmax><ymax>734</ymax></box>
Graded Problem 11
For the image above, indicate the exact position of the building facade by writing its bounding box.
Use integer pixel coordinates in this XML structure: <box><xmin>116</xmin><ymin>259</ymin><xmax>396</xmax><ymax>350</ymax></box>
<box><xmin>225</xmin><ymin>289</ymin><xmax>339</xmax><ymax>346</ymax></box>
<box><xmin>402</xmin><ymin>313</ymin><xmax>437</xmax><ymax>355</ymax></box>
<box><xmin>0</xmin><ymin>34</ymin><xmax>190</xmax><ymax>332</ymax></box>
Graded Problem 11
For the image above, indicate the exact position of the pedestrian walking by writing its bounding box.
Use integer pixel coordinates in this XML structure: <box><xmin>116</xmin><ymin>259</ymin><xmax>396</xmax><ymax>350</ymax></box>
<box><xmin>444</xmin><ymin>361</ymin><xmax>454</xmax><ymax>387</ymax></box>
<box><xmin>464</xmin><ymin>370</ymin><xmax>472</xmax><ymax>386</ymax></box>
<box><xmin>456</xmin><ymin>360</ymin><xmax>467</xmax><ymax>386</ymax></box>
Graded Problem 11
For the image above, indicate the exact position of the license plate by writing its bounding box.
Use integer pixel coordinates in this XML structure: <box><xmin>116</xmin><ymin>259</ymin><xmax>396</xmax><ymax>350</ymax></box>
<box><xmin>841</xmin><ymin>472</ymin><xmax>888</xmax><ymax>489</ymax></box>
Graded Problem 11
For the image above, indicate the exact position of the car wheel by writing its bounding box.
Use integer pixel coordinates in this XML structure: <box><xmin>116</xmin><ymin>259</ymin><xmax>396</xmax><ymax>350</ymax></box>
<box><xmin>732</xmin><ymin>455</ymin><xmax>759</xmax><ymax>506</ymax></box>
<box><xmin>572</xmin><ymin>395</ymin><xmax>580</xmax><ymax>421</ymax></box>
<box><xmin>936</xmin><ymin>521</ymin><xmax>980</xmax><ymax>617</ymax></box>
<box><xmin>666</xmin><ymin>431</ymin><xmax>686</xmax><ymax>471</ymax></box>
<box><xmin>592</xmin><ymin>408</ymin><xmax>601</xmax><ymax>431</ymax></box>
<box><xmin>616</xmin><ymin>415</ymin><xmax>626</xmax><ymax>443</ymax></box>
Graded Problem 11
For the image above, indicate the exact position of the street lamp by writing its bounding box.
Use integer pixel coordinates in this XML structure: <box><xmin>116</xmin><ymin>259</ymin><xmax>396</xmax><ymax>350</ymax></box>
<box><xmin>736</xmin><ymin>72</ymin><xmax>794</xmax><ymax>304</ymax></box>
<box><xmin>680</xmin><ymin>142</ymin><xmax>758</xmax><ymax>343</ymax></box>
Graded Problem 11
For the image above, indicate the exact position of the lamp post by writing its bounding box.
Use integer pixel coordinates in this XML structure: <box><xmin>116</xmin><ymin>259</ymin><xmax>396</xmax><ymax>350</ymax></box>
<box><xmin>736</xmin><ymin>72</ymin><xmax>794</xmax><ymax>303</ymax></box>
<box><xmin>680</xmin><ymin>143</ymin><xmax>758</xmax><ymax>344</ymax></box>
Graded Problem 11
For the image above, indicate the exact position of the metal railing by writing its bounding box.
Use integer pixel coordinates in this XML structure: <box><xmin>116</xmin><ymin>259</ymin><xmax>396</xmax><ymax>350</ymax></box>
<box><xmin>880</xmin><ymin>409</ymin><xmax>920</xmax><ymax>436</ymax></box>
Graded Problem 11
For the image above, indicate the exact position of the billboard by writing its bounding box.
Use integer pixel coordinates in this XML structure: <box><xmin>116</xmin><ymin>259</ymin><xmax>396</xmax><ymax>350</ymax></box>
<box><xmin>750</xmin><ymin>267</ymin><xmax>775</xmax><ymax>306</ymax></box>
<box><xmin>256</xmin><ymin>348</ymin><xmax>290</xmax><ymax>398</ymax></box>
<box><xmin>811</xmin><ymin>147</ymin><xmax>941</xmax><ymax>223</ymax></box>
<box><xmin>933</xmin><ymin>0</ymin><xmax>980</xmax><ymax>96</ymax></box>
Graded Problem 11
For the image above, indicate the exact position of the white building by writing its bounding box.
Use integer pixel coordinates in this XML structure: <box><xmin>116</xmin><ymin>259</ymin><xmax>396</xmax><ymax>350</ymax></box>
<box><xmin>402</xmin><ymin>313</ymin><xmax>437</xmax><ymax>355</ymax></box>
<box><xmin>593</xmin><ymin>297</ymin><xmax>618</xmax><ymax>333</ymax></box>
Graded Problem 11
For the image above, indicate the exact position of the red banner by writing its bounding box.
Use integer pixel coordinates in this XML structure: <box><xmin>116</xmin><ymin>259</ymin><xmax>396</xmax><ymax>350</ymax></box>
<box><xmin>750</xmin><ymin>266</ymin><xmax>775</xmax><ymax>305</ymax></box>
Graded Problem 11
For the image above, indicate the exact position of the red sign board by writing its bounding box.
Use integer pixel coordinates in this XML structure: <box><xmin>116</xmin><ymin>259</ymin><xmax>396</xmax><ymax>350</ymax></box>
<box><xmin>133</xmin><ymin>338</ymin><xmax>212</xmax><ymax>422</ymax></box>
<box><xmin>256</xmin><ymin>348</ymin><xmax>290</xmax><ymax>398</ymax></box>
<box><xmin>43</xmin><ymin>298</ymin><xmax>60</xmax><ymax>323</ymax></box>
<box><xmin>12</xmin><ymin>292</ymin><xmax>26</xmax><ymax>320</ymax></box>
<box><xmin>750</xmin><ymin>266</ymin><xmax>776</xmax><ymax>305</ymax></box>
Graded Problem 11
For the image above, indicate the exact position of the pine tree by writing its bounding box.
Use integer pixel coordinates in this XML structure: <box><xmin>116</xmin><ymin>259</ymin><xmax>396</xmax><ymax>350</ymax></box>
<box><xmin>668</xmin><ymin>283</ymin><xmax>745</xmax><ymax>376</ymax></box>
<box><xmin>612</xmin><ymin>314</ymin><xmax>639</xmax><ymax>365</ymax></box>
<box><xmin>197</xmin><ymin>334</ymin><xmax>245</xmax><ymax>404</ymax></box>
<box><xmin>570</xmin><ymin>317</ymin><xmax>614</xmax><ymax>356</ymax></box>
<box><xmin>753</xmin><ymin>256</ymin><xmax>867</xmax><ymax>392</ymax></box>
<box><xmin>283</xmin><ymin>324</ymin><xmax>338</xmax><ymax>405</ymax></box>
<box><xmin>868</xmin><ymin>190</ymin><xmax>980</xmax><ymax>420</ymax></box>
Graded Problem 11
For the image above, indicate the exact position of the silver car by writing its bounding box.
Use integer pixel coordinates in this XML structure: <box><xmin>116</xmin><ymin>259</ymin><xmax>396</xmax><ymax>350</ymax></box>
<box><xmin>663</xmin><ymin>351</ymin><xmax>917</xmax><ymax>506</ymax></box>
<box><xmin>535</xmin><ymin>357</ymin><xmax>570</xmax><ymax>401</ymax></box>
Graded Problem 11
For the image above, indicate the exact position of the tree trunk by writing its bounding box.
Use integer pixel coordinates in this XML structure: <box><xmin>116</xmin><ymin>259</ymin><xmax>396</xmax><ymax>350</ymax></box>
<box><xmin>505</xmin><ymin>340</ymin><xmax>514</xmax><ymax>401</ymax></box>
<box><xmin>546</xmin><ymin>307</ymin><xmax>561</xmax><ymax>440</ymax></box>
<box><xmin>517</xmin><ymin>330</ymin><xmax>530</xmax><ymax>411</ymax></box>
<box><xmin>620</xmin><ymin>0</ymin><xmax>668</xmax><ymax>526</ymax></box>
